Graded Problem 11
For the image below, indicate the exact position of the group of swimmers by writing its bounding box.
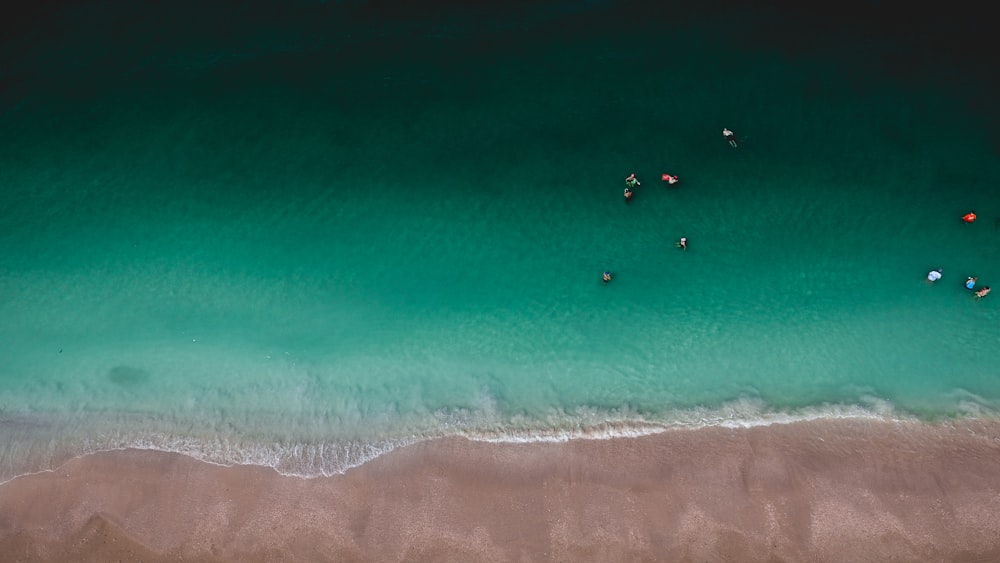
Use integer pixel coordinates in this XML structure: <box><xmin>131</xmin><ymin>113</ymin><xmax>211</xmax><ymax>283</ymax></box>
<box><xmin>608</xmin><ymin>130</ymin><xmax>993</xmax><ymax>298</ymax></box>
<box><xmin>925</xmin><ymin>211</ymin><xmax>992</xmax><ymax>299</ymax></box>
<box><xmin>603</xmin><ymin>128</ymin><xmax>735</xmax><ymax>284</ymax></box>
<box><xmin>623</xmin><ymin>170</ymin><xmax>680</xmax><ymax>203</ymax></box>
<box><xmin>927</xmin><ymin>267</ymin><xmax>991</xmax><ymax>299</ymax></box>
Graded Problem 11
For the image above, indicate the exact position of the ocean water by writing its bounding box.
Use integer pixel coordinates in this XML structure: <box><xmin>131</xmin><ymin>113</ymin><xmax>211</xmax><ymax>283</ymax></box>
<box><xmin>2</xmin><ymin>1</ymin><xmax>999</xmax><ymax>479</ymax></box>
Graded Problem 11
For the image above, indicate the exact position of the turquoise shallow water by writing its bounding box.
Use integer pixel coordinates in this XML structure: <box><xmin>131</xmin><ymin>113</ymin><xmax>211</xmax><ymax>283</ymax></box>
<box><xmin>2</xmin><ymin>2</ymin><xmax>999</xmax><ymax>478</ymax></box>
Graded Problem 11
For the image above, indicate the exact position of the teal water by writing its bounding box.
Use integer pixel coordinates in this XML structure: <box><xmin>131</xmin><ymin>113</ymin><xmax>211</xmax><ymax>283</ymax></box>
<box><xmin>2</xmin><ymin>3</ymin><xmax>999</xmax><ymax>479</ymax></box>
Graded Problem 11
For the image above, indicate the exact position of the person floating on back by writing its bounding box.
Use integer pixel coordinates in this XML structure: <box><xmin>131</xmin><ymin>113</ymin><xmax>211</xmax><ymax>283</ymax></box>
<box><xmin>676</xmin><ymin>237</ymin><xmax>687</xmax><ymax>250</ymax></box>
<box><xmin>624</xmin><ymin>174</ymin><xmax>638</xmax><ymax>203</ymax></box>
<box><xmin>927</xmin><ymin>268</ymin><xmax>942</xmax><ymax>283</ymax></box>
<box><xmin>962</xmin><ymin>212</ymin><xmax>977</xmax><ymax>223</ymax></box>
<box><xmin>662</xmin><ymin>173</ymin><xmax>679</xmax><ymax>185</ymax></box>
<box><xmin>723</xmin><ymin>128</ymin><xmax>737</xmax><ymax>148</ymax></box>
<box><xmin>603</xmin><ymin>271</ymin><xmax>613</xmax><ymax>284</ymax></box>
<box><xmin>975</xmin><ymin>286</ymin><xmax>991</xmax><ymax>299</ymax></box>
<box><xmin>966</xmin><ymin>276</ymin><xmax>978</xmax><ymax>290</ymax></box>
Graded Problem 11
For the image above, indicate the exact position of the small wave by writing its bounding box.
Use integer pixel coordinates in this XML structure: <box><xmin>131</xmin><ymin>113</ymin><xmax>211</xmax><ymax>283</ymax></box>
<box><xmin>0</xmin><ymin>397</ymin><xmax>986</xmax><ymax>484</ymax></box>
<box><xmin>461</xmin><ymin>398</ymin><xmax>908</xmax><ymax>444</ymax></box>
<box><xmin>87</xmin><ymin>433</ymin><xmax>422</xmax><ymax>479</ymax></box>
<box><xmin>86</xmin><ymin>399</ymin><xmax>916</xmax><ymax>476</ymax></box>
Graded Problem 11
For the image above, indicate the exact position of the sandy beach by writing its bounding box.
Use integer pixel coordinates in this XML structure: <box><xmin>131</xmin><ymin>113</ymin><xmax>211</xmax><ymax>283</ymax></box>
<box><xmin>1</xmin><ymin>419</ymin><xmax>999</xmax><ymax>562</ymax></box>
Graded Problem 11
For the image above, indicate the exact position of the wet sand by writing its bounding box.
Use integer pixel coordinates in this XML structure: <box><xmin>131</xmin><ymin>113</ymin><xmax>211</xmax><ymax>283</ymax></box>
<box><xmin>2</xmin><ymin>418</ymin><xmax>1000</xmax><ymax>562</ymax></box>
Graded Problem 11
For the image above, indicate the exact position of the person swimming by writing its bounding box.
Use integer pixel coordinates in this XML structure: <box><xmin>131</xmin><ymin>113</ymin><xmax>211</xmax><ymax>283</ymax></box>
<box><xmin>975</xmin><ymin>286</ymin><xmax>991</xmax><ymax>299</ymax></box>
<box><xmin>676</xmin><ymin>237</ymin><xmax>687</xmax><ymax>250</ymax></box>
<box><xmin>625</xmin><ymin>173</ymin><xmax>640</xmax><ymax>188</ymax></box>
<box><xmin>966</xmin><ymin>277</ymin><xmax>978</xmax><ymax>290</ymax></box>
<box><xmin>723</xmin><ymin>128</ymin><xmax>737</xmax><ymax>148</ymax></box>
<box><xmin>603</xmin><ymin>271</ymin><xmax>613</xmax><ymax>283</ymax></box>
<box><xmin>624</xmin><ymin>187</ymin><xmax>633</xmax><ymax>203</ymax></box>
<box><xmin>927</xmin><ymin>268</ymin><xmax>942</xmax><ymax>282</ymax></box>
<box><xmin>662</xmin><ymin>173</ymin><xmax>679</xmax><ymax>185</ymax></box>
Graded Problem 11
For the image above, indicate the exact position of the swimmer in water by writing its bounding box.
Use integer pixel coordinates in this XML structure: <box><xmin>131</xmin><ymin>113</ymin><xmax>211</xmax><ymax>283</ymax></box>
<box><xmin>624</xmin><ymin>187</ymin><xmax>633</xmax><ymax>203</ymax></box>
<box><xmin>723</xmin><ymin>127</ymin><xmax>737</xmax><ymax>148</ymax></box>
<box><xmin>676</xmin><ymin>237</ymin><xmax>687</xmax><ymax>250</ymax></box>
<box><xmin>663</xmin><ymin>173</ymin><xmax>679</xmax><ymax>185</ymax></box>
<box><xmin>625</xmin><ymin>173</ymin><xmax>640</xmax><ymax>188</ymax></box>
<box><xmin>966</xmin><ymin>277</ymin><xmax>978</xmax><ymax>290</ymax></box>
<box><xmin>975</xmin><ymin>286</ymin><xmax>991</xmax><ymax>299</ymax></box>
<box><xmin>603</xmin><ymin>271</ymin><xmax>613</xmax><ymax>283</ymax></box>
<box><xmin>927</xmin><ymin>268</ymin><xmax>942</xmax><ymax>283</ymax></box>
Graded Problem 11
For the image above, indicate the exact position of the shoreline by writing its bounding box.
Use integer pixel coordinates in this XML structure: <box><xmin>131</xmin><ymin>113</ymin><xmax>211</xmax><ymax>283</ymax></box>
<box><xmin>0</xmin><ymin>397</ymin><xmax>938</xmax><ymax>483</ymax></box>
<box><xmin>2</xmin><ymin>418</ymin><xmax>1000</xmax><ymax>562</ymax></box>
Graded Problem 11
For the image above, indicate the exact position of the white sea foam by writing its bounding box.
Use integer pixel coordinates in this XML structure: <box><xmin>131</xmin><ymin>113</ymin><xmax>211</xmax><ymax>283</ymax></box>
<box><xmin>82</xmin><ymin>432</ymin><xmax>422</xmax><ymax>478</ymax></box>
<box><xmin>0</xmin><ymin>396</ymin><xmax>989</xmax><ymax>485</ymax></box>
<box><xmin>462</xmin><ymin>398</ymin><xmax>911</xmax><ymax>444</ymax></box>
<box><xmin>101</xmin><ymin>401</ymin><xmax>911</xmax><ymax>473</ymax></box>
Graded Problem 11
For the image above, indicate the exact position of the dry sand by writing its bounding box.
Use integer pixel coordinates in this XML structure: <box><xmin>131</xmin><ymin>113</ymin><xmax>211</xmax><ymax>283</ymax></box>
<box><xmin>2</xmin><ymin>418</ymin><xmax>1000</xmax><ymax>562</ymax></box>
